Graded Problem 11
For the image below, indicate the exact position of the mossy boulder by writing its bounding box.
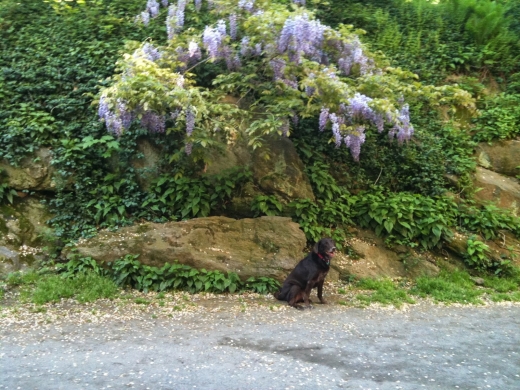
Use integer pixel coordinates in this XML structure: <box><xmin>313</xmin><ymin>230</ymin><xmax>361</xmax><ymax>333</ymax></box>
<box><xmin>472</xmin><ymin>167</ymin><xmax>520</xmax><ymax>215</ymax></box>
<box><xmin>0</xmin><ymin>148</ymin><xmax>57</xmax><ymax>191</ymax></box>
<box><xmin>63</xmin><ymin>216</ymin><xmax>307</xmax><ymax>281</ymax></box>
<box><xmin>476</xmin><ymin>140</ymin><xmax>520</xmax><ymax>178</ymax></box>
<box><xmin>0</xmin><ymin>197</ymin><xmax>54</xmax><ymax>275</ymax></box>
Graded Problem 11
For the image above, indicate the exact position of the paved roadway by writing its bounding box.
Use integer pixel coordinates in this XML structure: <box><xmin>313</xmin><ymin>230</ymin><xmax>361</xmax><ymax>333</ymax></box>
<box><xmin>1</xmin><ymin>303</ymin><xmax>520</xmax><ymax>389</ymax></box>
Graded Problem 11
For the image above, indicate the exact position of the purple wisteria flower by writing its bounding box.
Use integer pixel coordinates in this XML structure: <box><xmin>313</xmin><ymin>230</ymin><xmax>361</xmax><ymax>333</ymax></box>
<box><xmin>185</xmin><ymin>106</ymin><xmax>195</xmax><ymax>136</ymax></box>
<box><xmin>161</xmin><ymin>0</ymin><xmax>169</xmax><ymax>7</ymax></box>
<box><xmin>147</xmin><ymin>0</ymin><xmax>160</xmax><ymax>18</ymax></box>
<box><xmin>389</xmin><ymin>104</ymin><xmax>414</xmax><ymax>144</ymax></box>
<box><xmin>277</xmin><ymin>14</ymin><xmax>326</xmax><ymax>64</ymax></box>
<box><xmin>229</xmin><ymin>14</ymin><xmax>238</xmax><ymax>41</ymax></box>
<box><xmin>344</xmin><ymin>126</ymin><xmax>366</xmax><ymax>161</ymax></box>
<box><xmin>293</xmin><ymin>0</ymin><xmax>306</xmax><ymax>5</ymax></box>
<box><xmin>98</xmin><ymin>95</ymin><xmax>110</xmax><ymax>121</ymax></box>
<box><xmin>170</xmin><ymin>109</ymin><xmax>180</xmax><ymax>121</ymax></box>
<box><xmin>141</xmin><ymin>111</ymin><xmax>166</xmax><ymax>133</ymax></box>
<box><xmin>240</xmin><ymin>36</ymin><xmax>251</xmax><ymax>56</ymax></box>
<box><xmin>217</xmin><ymin>19</ymin><xmax>227</xmax><ymax>36</ymax></box>
<box><xmin>319</xmin><ymin>108</ymin><xmax>329</xmax><ymax>131</ymax></box>
<box><xmin>188</xmin><ymin>41</ymin><xmax>200</xmax><ymax>58</ymax></box>
<box><xmin>336</xmin><ymin>38</ymin><xmax>372</xmax><ymax>76</ymax></box>
<box><xmin>140</xmin><ymin>11</ymin><xmax>150</xmax><ymax>26</ymax></box>
<box><xmin>203</xmin><ymin>22</ymin><xmax>226</xmax><ymax>59</ymax></box>
<box><xmin>185</xmin><ymin>142</ymin><xmax>193</xmax><ymax>155</ymax></box>
<box><xmin>166</xmin><ymin>5</ymin><xmax>177</xmax><ymax>39</ymax></box>
<box><xmin>195</xmin><ymin>0</ymin><xmax>202</xmax><ymax>11</ymax></box>
<box><xmin>176</xmin><ymin>0</ymin><xmax>186</xmax><ymax>29</ymax></box>
<box><xmin>118</xmin><ymin>99</ymin><xmax>133</xmax><ymax>130</ymax></box>
<box><xmin>142</xmin><ymin>43</ymin><xmax>162</xmax><ymax>61</ymax></box>
<box><xmin>238</xmin><ymin>0</ymin><xmax>255</xmax><ymax>12</ymax></box>
<box><xmin>98</xmin><ymin>96</ymin><xmax>132</xmax><ymax>136</ymax></box>
<box><xmin>270</xmin><ymin>58</ymin><xmax>286</xmax><ymax>80</ymax></box>
<box><xmin>292</xmin><ymin>113</ymin><xmax>299</xmax><ymax>127</ymax></box>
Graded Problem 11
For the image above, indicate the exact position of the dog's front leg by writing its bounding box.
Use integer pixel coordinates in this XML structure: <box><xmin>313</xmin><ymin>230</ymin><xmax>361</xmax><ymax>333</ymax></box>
<box><xmin>303</xmin><ymin>286</ymin><xmax>313</xmax><ymax>308</ymax></box>
<box><xmin>317</xmin><ymin>280</ymin><xmax>327</xmax><ymax>304</ymax></box>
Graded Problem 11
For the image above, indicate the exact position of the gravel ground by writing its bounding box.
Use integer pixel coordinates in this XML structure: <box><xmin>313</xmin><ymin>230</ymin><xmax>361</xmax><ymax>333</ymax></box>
<box><xmin>1</xmin><ymin>291</ymin><xmax>520</xmax><ymax>390</ymax></box>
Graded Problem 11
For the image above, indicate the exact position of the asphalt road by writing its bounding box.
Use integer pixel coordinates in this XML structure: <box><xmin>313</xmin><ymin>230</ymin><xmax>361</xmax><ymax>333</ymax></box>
<box><xmin>1</xmin><ymin>303</ymin><xmax>520</xmax><ymax>390</ymax></box>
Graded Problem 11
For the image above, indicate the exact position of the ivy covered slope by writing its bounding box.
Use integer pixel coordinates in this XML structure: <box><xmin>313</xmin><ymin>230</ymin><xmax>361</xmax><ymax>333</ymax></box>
<box><xmin>1</xmin><ymin>0</ymin><xmax>520</xmax><ymax>279</ymax></box>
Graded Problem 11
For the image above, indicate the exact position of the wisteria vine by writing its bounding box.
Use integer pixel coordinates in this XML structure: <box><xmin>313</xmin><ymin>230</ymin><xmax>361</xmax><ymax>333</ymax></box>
<box><xmin>101</xmin><ymin>0</ymin><xmax>418</xmax><ymax>161</ymax></box>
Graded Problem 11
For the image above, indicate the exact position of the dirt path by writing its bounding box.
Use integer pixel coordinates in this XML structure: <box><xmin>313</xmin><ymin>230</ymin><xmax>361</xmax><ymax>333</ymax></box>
<box><xmin>1</xmin><ymin>298</ymin><xmax>520</xmax><ymax>390</ymax></box>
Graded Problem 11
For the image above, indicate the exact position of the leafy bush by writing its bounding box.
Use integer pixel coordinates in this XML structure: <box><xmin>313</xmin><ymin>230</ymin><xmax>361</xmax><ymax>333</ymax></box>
<box><xmin>142</xmin><ymin>167</ymin><xmax>252</xmax><ymax>220</ymax></box>
<box><xmin>251</xmin><ymin>195</ymin><xmax>283</xmax><ymax>217</ymax></box>
<box><xmin>463</xmin><ymin>235</ymin><xmax>491</xmax><ymax>271</ymax></box>
<box><xmin>472</xmin><ymin>94</ymin><xmax>520</xmax><ymax>142</ymax></box>
<box><xmin>0</xmin><ymin>169</ymin><xmax>17</xmax><ymax>204</ymax></box>
<box><xmin>350</xmin><ymin>189</ymin><xmax>457</xmax><ymax>249</ymax></box>
<box><xmin>59</xmin><ymin>255</ymin><xmax>280</xmax><ymax>296</ymax></box>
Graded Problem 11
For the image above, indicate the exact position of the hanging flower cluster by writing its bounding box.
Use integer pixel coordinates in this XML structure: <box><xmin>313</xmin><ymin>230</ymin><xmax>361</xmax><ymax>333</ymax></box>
<box><xmin>100</xmin><ymin>0</ymin><xmax>425</xmax><ymax>159</ymax></box>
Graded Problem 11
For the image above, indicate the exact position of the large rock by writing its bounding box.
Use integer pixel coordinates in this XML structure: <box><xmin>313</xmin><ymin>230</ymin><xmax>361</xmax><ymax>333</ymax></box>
<box><xmin>206</xmin><ymin>136</ymin><xmax>315</xmax><ymax>202</ymax></box>
<box><xmin>64</xmin><ymin>216</ymin><xmax>307</xmax><ymax>281</ymax></box>
<box><xmin>473</xmin><ymin>167</ymin><xmax>520</xmax><ymax>215</ymax></box>
<box><xmin>476</xmin><ymin>140</ymin><xmax>520</xmax><ymax>177</ymax></box>
<box><xmin>253</xmin><ymin>136</ymin><xmax>315</xmax><ymax>201</ymax></box>
<box><xmin>0</xmin><ymin>197</ymin><xmax>53</xmax><ymax>275</ymax></box>
<box><xmin>333</xmin><ymin>229</ymin><xmax>440</xmax><ymax>280</ymax></box>
<box><xmin>0</xmin><ymin>148</ymin><xmax>56</xmax><ymax>191</ymax></box>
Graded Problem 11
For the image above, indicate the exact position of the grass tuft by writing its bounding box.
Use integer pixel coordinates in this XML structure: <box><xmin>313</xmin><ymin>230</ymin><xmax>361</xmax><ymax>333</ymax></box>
<box><xmin>355</xmin><ymin>278</ymin><xmax>415</xmax><ymax>308</ymax></box>
<box><xmin>411</xmin><ymin>270</ymin><xmax>484</xmax><ymax>304</ymax></box>
<box><xmin>30</xmin><ymin>272</ymin><xmax>118</xmax><ymax>305</ymax></box>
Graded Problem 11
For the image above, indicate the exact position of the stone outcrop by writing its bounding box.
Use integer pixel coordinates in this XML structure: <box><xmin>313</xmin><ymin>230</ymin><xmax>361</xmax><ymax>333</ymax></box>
<box><xmin>472</xmin><ymin>167</ymin><xmax>520</xmax><ymax>215</ymax></box>
<box><xmin>205</xmin><ymin>136</ymin><xmax>314</xmax><ymax>202</ymax></box>
<box><xmin>0</xmin><ymin>148</ymin><xmax>56</xmax><ymax>191</ymax></box>
<box><xmin>332</xmin><ymin>229</ymin><xmax>441</xmax><ymax>280</ymax></box>
<box><xmin>64</xmin><ymin>216</ymin><xmax>307</xmax><ymax>281</ymax></box>
<box><xmin>252</xmin><ymin>136</ymin><xmax>315</xmax><ymax>201</ymax></box>
<box><xmin>0</xmin><ymin>198</ymin><xmax>53</xmax><ymax>274</ymax></box>
<box><xmin>476</xmin><ymin>140</ymin><xmax>520</xmax><ymax>177</ymax></box>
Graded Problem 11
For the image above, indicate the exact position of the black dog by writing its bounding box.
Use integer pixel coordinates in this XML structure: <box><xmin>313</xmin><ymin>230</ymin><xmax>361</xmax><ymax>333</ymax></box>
<box><xmin>274</xmin><ymin>238</ymin><xmax>336</xmax><ymax>309</ymax></box>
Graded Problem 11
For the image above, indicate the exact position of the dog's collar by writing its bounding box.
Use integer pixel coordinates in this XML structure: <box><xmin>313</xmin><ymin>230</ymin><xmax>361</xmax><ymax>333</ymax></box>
<box><xmin>317</xmin><ymin>252</ymin><xmax>330</xmax><ymax>266</ymax></box>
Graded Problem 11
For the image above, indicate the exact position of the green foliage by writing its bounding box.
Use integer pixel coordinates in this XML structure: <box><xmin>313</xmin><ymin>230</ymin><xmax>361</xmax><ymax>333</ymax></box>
<box><xmin>0</xmin><ymin>0</ymin><xmax>156</xmax><ymax>164</ymax></box>
<box><xmin>5</xmin><ymin>270</ymin><xmax>40</xmax><ymax>287</ymax></box>
<box><xmin>0</xmin><ymin>169</ymin><xmax>17</xmax><ymax>204</ymax></box>
<box><xmin>245</xmin><ymin>276</ymin><xmax>281</xmax><ymax>294</ymax></box>
<box><xmin>314</xmin><ymin>0</ymin><xmax>520</xmax><ymax>83</ymax></box>
<box><xmin>457</xmin><ymin>203</ymin><xmax>520</xmax><ymax>240</ymax></box>
<box><xmin>472</xmin><ymin>94</ymin><xmax>520</xmax><ymax>142</ymax></box>
<box><xmin>351</xmin><ymin>189</ymin><xmax>457</xmax><ymax>249</ymax></box>
<box><xmin>251</xmin><ymin>195</ymin><xmax>283</xmax><ymax>217</ymax></box>
<box><xmin>411</xmin><ymin>269</ymin><xmax>484</xmax><ymax>304</ymax></box>
<box><xmin>143</xmin><ymin>167</ymin><xmax>252</xmax><ymax>220</ymax></box>
<box><xmin>355</xmin><ymin>278</ymin><xmax>415</xmax><ymax>308</ymax></box>
<box><xmin>463</xmin><ymin>235</ymin><xmax>491</xmax><ymax>271</ymax></box>
<box><xmin>57</xmin><ymin>255</ymin><xmax>106</xmax><ymax>278</ymax></box>
<box><xmin>30</xmin><ymin>272</ymin><xmax>119</xmax><ymax>304</ymax></box>
<box><xmin>92</xmin><ymin>254</ymin><xmax>280</xmax><ymax>295</ymax></box>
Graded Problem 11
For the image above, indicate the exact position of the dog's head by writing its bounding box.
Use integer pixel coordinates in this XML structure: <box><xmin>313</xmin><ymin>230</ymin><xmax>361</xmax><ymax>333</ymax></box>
<box><xmin>314</xmin><ymin>237</ymin><xmax>336</xmax><ymax>264</ymax></box>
